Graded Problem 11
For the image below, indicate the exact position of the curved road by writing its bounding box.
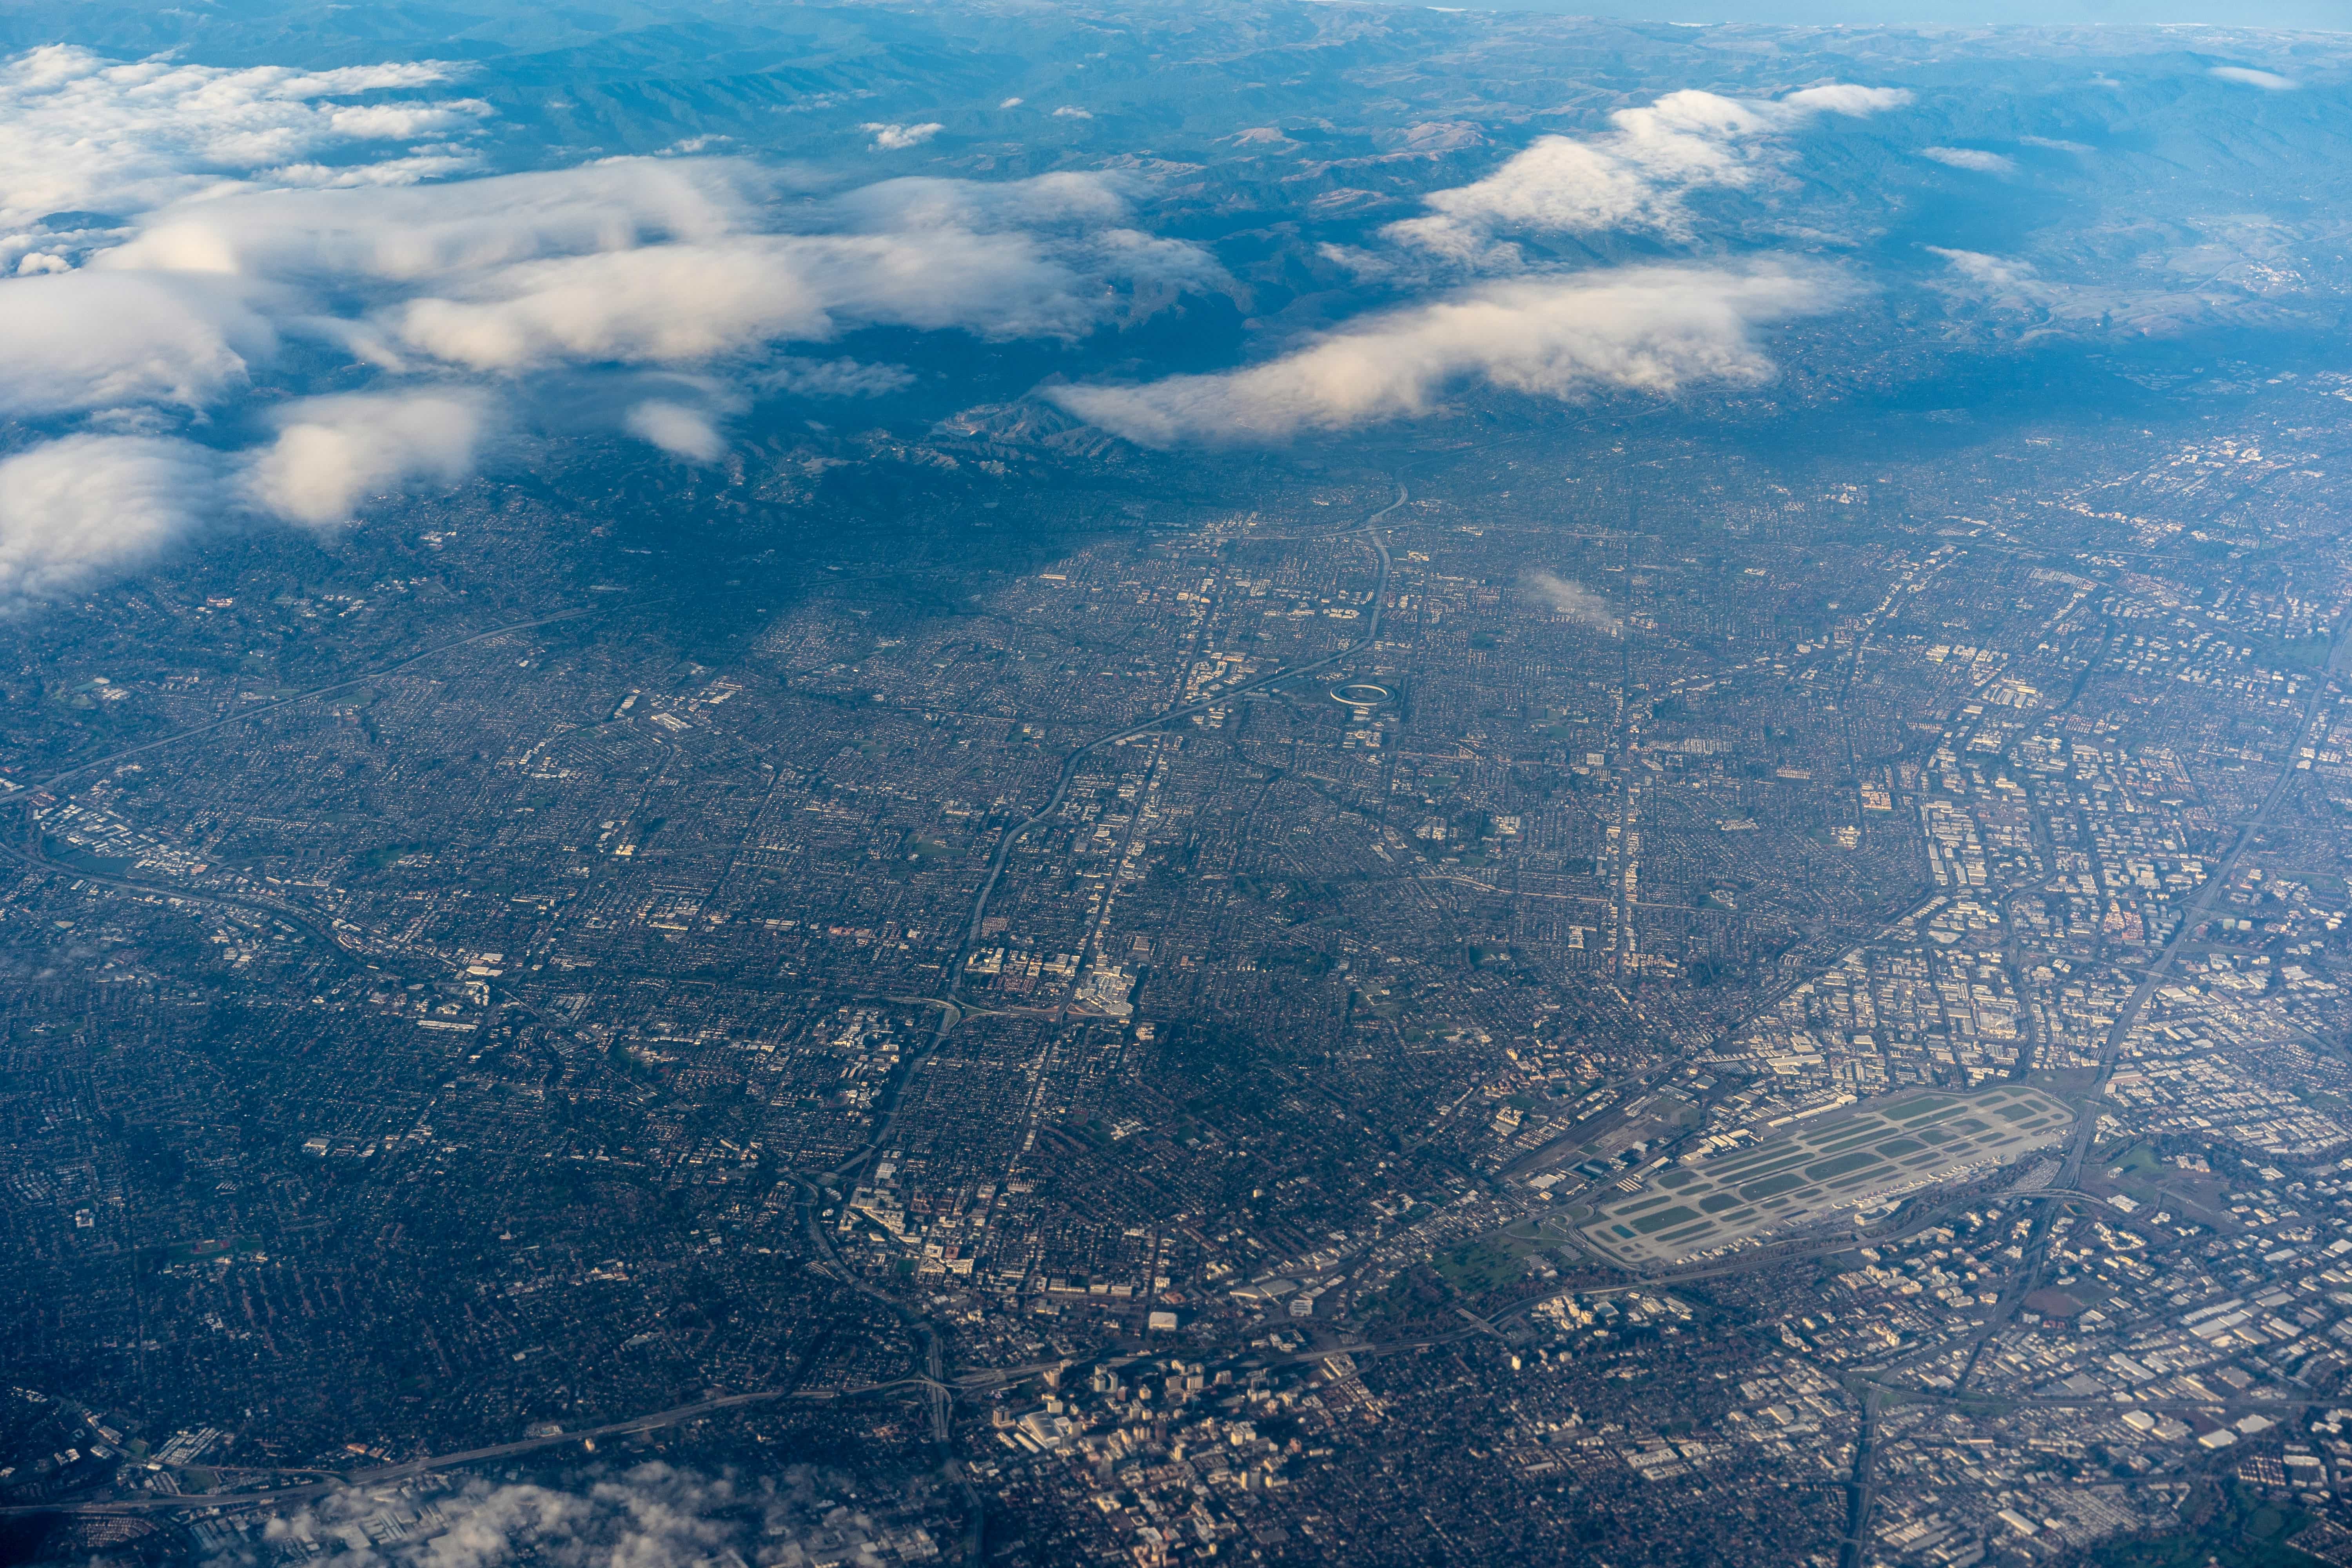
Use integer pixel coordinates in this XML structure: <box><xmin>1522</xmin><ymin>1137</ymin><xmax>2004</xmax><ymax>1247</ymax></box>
<box><xmin>9</xmin><ymin>501</ymin><xmax>1428</xmax><ymax>1535</ymax></box>
<box><xmin>11</xmin><ymin>603</ymin><xmax>617</xmax><ymax>797</ymax></box>
<box><xmin>0</xmin><ymin>602</ymin><xmax>632</xmax><ymax>980</ymax></box>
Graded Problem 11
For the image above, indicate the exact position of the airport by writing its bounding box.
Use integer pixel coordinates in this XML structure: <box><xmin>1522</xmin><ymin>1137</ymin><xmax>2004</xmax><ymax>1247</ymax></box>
<box><xmin>1579</xmin><ymin>1085</ymin><xmax>2077</xmax><ymax>1266</ymax></box>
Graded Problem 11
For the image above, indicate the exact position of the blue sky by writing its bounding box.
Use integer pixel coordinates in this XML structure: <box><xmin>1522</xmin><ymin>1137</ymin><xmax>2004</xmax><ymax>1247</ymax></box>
<box><xmin>1452</xmin><ymin>0</ymin><xmax>2347</xmax><ymax>26</ymax></box>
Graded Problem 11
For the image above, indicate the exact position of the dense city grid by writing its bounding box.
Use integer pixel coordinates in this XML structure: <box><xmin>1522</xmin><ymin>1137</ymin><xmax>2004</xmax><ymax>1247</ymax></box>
<box><xmin>4</xmin><ymin>5</ymin><xmax>2352</xmax><ymax>1568</ymax></box>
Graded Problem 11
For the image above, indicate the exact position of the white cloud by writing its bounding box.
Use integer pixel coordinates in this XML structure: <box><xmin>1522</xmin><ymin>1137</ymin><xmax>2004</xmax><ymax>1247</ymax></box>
<box><xmin>0</xmin><ymin>435</ymin><xmax>220</xmax><ymax>605</ymax></box>
<box><xmin>232</xmin><ymin>1463</ymin><xmax>889</xmax><ymax>1568</ymax></box>
<box><xmin>833</xmin><ymin>170</ymin><xmax>1130</xmax><ymax>232</ymax></box>
<box><xmin>1920</xmin><ymin>147</ymin><xmax>2016</xmax><ymax>175</ymax></box>
<box><xmin>1925</xmin><ymin>246</ymin><xmax>2036</xmax><ymax>288</ymax></box>
<box><xmin>1777</xmin><ymin>84</ymin><xmax>1913</xmax><ymax>117</ymax></box>
<box><xmin>387</xmin><ymin>227</ymin><xmax>1123</xmax><ymax>370</ymax></box>
<box><xmin>0</xmin><ymin>50</ymin><xmax>1249</xmax><ymax>605</ymax></box>
<box><xmin>2210</xmin><ymin>66</ymin><xmax>2297</xmax><ymax>91</ymax></box>
<box><xmin>0</xmin><ymin>47</ymin><xmax>1227</xmax><ymax>428</ymax></box>
<box><xmin>1525</xmin><ymin>571</ymin><xmax>1621</xmax><ymax>634</ymax></box>
<box><xmin>1051</xmin><ymin>263</ymin><xmax>1833</xmax><ymax>445</ymax></box>
<box><xmin>1315</xmin><ymin>242</ymin><xmax>1399</xmax><ymax>282</ymax></box>
<box><xmin>1053</xmin><ymin>106</ymin><xmax>1093</xmax><ymax>120</ymax></box>
<box><xmin>102</xmin><ymin>158</ymin><xmax>770</xmax><ymax>286</ymax></box>
<box><xmin>238</xmin><ymin>391</ymin><xmax>487</xmax><ymax>526</ymax></box>
<box><xmin>1000</xmin><ymin>96</ymin><xmax>1025</xmax><ymax>109</ymax></box>
<box><xmin>751</xmin><ymin>356</ymin><xmax>916</xmax><ymax>398</ymax></box>
<box><xmin>238</xmin><ymin>150</ymin><xmax>483</xmax><ymax>191</ymax></box>
<box><xmin>0</xmin><ymin>401</ymin><xmax>483</xmax><ymax>612</ymax></box>
<box><xmin>1386</xmin><ymin>83</ymin><xmax>1910</xmax><ymax>258</ymax></box>
<box><xmin>862</xmin><ymin>121</ymin><xmax>942</xmax><ymax>151</ymax></box>
<box><xmin>390</xmin><ymin>240</ymin><xmax>831</xmax><ymax>370</ymax></box>
<box><xmin>75</xmin><ymin>162</ymin><xmax>1213</xmax><ymax>383</ymax></box>
<box><xmin>0</xmin><ymin>45</ymin><xmax>488</xmax><ymax>266</ymax></box>
<box><xmin>2019</xmin><ymin>135</ymin><xmax>2094</xmax><ymax>154</ymax></box>
<box><xmin>373</xmin><ymin>172</ymin><xmax>1210</xmax><ymax>370</ymax></box>
<box><xmin>624</xmin><ymin>399</ymin><xmax>726</xmax><ymax>461</ymax></box>
<box><xmin>1921</xmin><ymin>243</ymin><xmax>2271</xmax><ymax>343</ymax></box>
<box><xmin>0</xmin><ymin>269</ymin><xmax>279</xmax><ymax>413</ymax></box>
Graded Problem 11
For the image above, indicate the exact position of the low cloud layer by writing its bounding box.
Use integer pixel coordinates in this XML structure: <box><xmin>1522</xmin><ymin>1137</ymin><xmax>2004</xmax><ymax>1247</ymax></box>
<box><xmin>0</xmin><ymin>45</ymin><xmax>488</xmax><ymax>273</ymax></box>
<box><xmin>1920</xmin><ymin>146</ymin><xmax>2016</xmax><ymax>175</ymax></box>
<box><xmin>1922</xmin><ymin>244</ymin><xmax>2281</xmax><ymax>343</ymax></box>
<box><xmin>1384</xmin><ymin>84</ymin><xmax>1910</xmax><ymax>261</ymax></box>
<box><xmin>863</xmin><ymin>121</ymin><xmax>943</xmax><ymax>150</ymax></box>
<box><xmin>2210</xmin><ymin>66</ymin><xmax>2297</xmax><ymax>91</ymax></box>
<box><xmin>0</xmin><ymin>44</ymin><xmax>1239</xmax><ymax>605</ymax></box>
<box><xmin>0</xmin><ymin>269</ymin><xmax>279</xmax><ymax>413</ymax></box>
<box><xmin>1926</xmin><ymin>247</ymin><xmax>2035</xmax><ymax>289</ymax></box>
<box><xmin>49</xmin><ymin>159</ymin><xmax>1211</xmax><ymax>392</ymax></box>
<box><xmin>0</xmin><ymin>42</ymin><xmax>1910</xmax><ymax>605</ymax></box>
<box><xmin>0</xmin><ymin>391</ymin><xmax>490</xmax><ymax>606</ymax></box>
<box><xmin>204</xmin><ymin>1462</ymin><xmax>936</xmax><ymax>1568</ymax></box>
<box><xmin>1052</xmin><ymin>264</ymin><xmax>1834</xmax><ymax>445</ymax></box>
<box><xmin>1525</xmin><ymin>571</ymin><xmax>1622</xmax><ymax>635</ymax></box>
<box><xmin>624</xmin><ymin>399</ymin><xmax>728</xmax><ymax>461</ymax></box>
<box><xmin>0</xmin><ymin>435</ymin><xmax>220</xmax><ymax>603</ymax></box>
<box><xmin>753</xmin><ymin>356</ymin><xmax>915</xmax><ymax>399</ymax></box>
<box><xmin>240</xmin><ymin>392</ymin><xmax>488</xmax><ymax>526</ymax></box>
